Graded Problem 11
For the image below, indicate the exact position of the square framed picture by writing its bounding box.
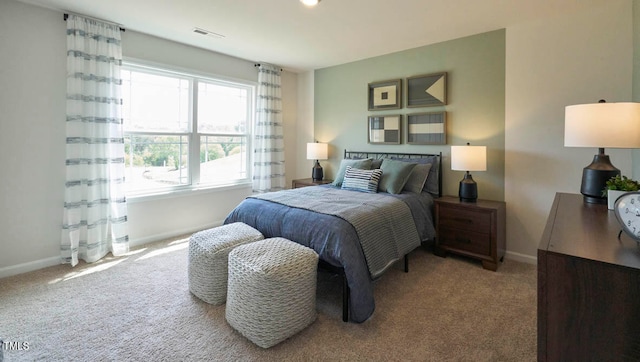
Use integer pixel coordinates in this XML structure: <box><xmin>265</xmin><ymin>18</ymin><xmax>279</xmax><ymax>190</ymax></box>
<box><xmin>406</xmin><ymin>72</ymin><xmax>447</xmax><ymax>108</ymax></box>
<box><xmin>368</xmin><ymin>115</ymin><xmax>402</xmax><ymax>144</ymax></box>
<box><xmin>406</xmin><ymin>112</ymin><xmax>446</xmax><ymax>145</ymax></box>
<box><xmin>368</xmin><ymin>79</ymin><xmax>402</xmax><ymax>111</ymax></box>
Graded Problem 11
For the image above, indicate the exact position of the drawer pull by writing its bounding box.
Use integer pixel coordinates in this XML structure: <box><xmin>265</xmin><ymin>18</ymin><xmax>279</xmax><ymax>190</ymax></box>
<box><xmin>453</xmin><ymin>218</ymin><xmax>473</xmax><ymax>224</ymax></box>
<box><xmin>456</xmin><ymin>237</ymin><xmax>471</xmax><ymax>243</ymax></box>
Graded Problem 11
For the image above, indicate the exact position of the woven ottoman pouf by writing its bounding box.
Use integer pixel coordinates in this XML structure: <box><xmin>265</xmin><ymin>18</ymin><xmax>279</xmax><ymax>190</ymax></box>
<box><xmin>226</xmin><ymin>237</ymin><xmax>319</xmax><ymax>348</ymax></box>
<box><xmin>188</xmin><ymin>222</ymin><xmax>264</xmax><ymax>305</ymax></box>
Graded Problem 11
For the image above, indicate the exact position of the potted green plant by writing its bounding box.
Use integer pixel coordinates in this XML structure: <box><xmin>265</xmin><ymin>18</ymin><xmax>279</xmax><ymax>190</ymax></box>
<box><xmin>603</xmin><ymin>175</ymin><xmax>640</xmax><ymax>209</ymax></box>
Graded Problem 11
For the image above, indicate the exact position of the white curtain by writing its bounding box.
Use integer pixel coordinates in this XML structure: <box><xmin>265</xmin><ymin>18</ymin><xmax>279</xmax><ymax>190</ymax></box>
<box><xmin>253</xmin><ymin>64</ymin><xmax>286</xmax><ymax>193</ymax></box>
<box><xmin>61</xmin><ymin>15</ymin><xmax>129</xmax><ymax>266</ymax></box>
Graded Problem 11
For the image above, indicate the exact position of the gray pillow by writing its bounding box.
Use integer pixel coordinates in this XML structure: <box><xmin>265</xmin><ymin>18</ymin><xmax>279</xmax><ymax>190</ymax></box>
<box><xmin>332</xmin><ymin>158</ymin><xmax>373</xmax><ymax>187</ymax></box>
<box><xmin>371</xmin><ymin>159</ymin><xmax>383</xmax><ymax>169</ymax></box>
<box><xmin>403</xmin><ymin>163</ymin><xmax>433</xmax><ymax>194</ymax></box>
<box><xmin>392</xmin><ymin>156</ymin><xmax>439</xmax><ymax>196</ymax></box>
<box><xmin>378</xmin><ymin>159</ymin><xmax>417</xmax><ymax>194</ymax></box>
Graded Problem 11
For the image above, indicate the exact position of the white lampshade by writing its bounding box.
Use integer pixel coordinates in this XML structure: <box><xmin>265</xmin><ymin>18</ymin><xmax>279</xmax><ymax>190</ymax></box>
<box><xmin>451</xmin><ymin>145</ymin><xmax>487</xmax><ymax>171</ymax></box>
<box><xmin>565</xmin><ymin>102</ymin><xmax>640</xmax><ymax>148</ymax></box>
<box><xmin>307</xmin><ymin>142</ymin><xmax>328</xmax><ymax>160</ymax></box>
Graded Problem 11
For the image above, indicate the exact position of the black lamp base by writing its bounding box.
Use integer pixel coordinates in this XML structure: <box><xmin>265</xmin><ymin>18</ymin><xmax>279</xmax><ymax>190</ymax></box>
<box><xmin>580</xmin><ymin>149</ymin><xmax>619</xmax><ymax>204</ymax></box>
<box><xmin>312</xmin><ymin>160</ymin><xmax>324</xmax><ymax>181</ymax></box>
<box><xmin>459</xmin><ymin>172</ymin><xmax>478</xmax><ymax>203</ymax></box>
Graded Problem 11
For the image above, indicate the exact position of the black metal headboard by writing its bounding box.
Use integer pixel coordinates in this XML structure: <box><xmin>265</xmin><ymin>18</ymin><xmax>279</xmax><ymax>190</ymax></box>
<box><xmin>344</xmin><ymin>150</ymin><xmax>443</xmax><ymax>197</ymax></box>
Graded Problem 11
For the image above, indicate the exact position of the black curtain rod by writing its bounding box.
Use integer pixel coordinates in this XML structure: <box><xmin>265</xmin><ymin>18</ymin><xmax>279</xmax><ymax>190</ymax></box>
<box><xmin>63</xmin><ymin>13</ymin><xmax>125</xmax><ymax>32</ymax></box>
<box><xmin>254</xmin><ymin>63</ymin><xmax>283</xmax><ymax>72</ymax></box>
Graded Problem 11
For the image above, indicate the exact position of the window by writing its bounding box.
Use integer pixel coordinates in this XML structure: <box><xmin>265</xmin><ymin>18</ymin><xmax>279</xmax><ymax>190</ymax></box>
<box><xmin>121</xmin><ymin>63</ymin><xmax>253</xmax><ymax>196</ymax></box>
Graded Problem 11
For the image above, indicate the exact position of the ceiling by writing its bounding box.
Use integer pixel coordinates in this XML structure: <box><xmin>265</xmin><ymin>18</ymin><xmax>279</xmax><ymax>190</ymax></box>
<box><xmin>21</xmin><ymin>0</ymin><xmax>608</xmax><ymax>73</ymax></box>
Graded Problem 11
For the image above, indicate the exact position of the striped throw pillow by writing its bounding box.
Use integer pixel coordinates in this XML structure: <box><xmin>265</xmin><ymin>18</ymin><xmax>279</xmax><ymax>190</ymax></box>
<box><xmin>341</xmin><ymin>166</ymin><xmax>382</xmax><ymax>193</ymax></box>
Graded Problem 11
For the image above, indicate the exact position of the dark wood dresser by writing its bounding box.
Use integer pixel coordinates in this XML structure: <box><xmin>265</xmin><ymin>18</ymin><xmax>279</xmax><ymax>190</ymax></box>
<box><xmin>538</xmin><ymin>192</ymin><xmax>640</xmax><ymax>361</ymax></box>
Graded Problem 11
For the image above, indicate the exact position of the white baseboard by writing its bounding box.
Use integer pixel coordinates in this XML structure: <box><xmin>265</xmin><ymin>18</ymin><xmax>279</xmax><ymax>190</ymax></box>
<box><xmin>1</xmin><ymin>220</ymin><xmax>537</xmax><ymax>279</ymax></box>
<box><xmin>0</xmin><ymin>220</ymin><xmax>225</xmax><ymax>280</ymax></box>
<box><xmin>0</xmin><ymin>256</ymin><xmax>60</xmax><ymax>279</ymax></box>
<box><xmin>128</xmin><ymin>220</ymin><xmax>224</xmax><ymax>248</ymax></box>
<box><xmin>505</xmin><ymin>250</ymin><xmax>537</xmax><ymax>265</ymax></box>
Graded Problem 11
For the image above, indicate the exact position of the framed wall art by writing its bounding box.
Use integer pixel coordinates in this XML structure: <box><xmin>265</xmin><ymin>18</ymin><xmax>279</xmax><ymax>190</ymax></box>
<box><xmin>368</xmin><ymin>79</ymin><xmax>402</xmax><ymax>111</ymax></box>
<box><xmin>368</xmin><ymin>115</ymin><xmax>401</xmax><ymax>144</ymax></box>
<box><xmin>406</xmin><ymin>72</ymin><xmax>447</xmax><ymax>108</ymax></box>
<box><xmin>406</xmin><ymin>112</ymin><xmax>446</xmax><ymax>145</ymax></box>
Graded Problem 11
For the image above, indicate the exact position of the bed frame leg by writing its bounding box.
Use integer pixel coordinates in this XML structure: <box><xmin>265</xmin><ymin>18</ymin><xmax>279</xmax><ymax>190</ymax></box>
<box><xmin>404</xmin><ymin>254</ymin><xmax>409</xmax><ymax>273</ymax></box>
<box><xmin>342</xmin><ymin>274</ymin><xmax>349</xmax><ymax>322</ymax></box>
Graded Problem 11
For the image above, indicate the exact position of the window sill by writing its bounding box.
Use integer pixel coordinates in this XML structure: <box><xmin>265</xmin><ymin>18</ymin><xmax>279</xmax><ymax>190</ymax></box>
<box><xmin>126</xmin><ymin>182</ymin><xmax>252</xmax><ymax>204</ymax></box>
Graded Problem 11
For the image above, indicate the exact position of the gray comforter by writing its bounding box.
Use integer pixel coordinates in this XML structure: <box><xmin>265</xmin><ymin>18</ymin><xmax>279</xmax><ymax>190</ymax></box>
<box><xmin>224</xmin><ymin>185</ymin><xmax>435</xmax><ymax>322</ymax></box>
<box><xmin>253</xmin><ymin>186</ymin><xmax>421</xmax><ymax>279</ymax></box>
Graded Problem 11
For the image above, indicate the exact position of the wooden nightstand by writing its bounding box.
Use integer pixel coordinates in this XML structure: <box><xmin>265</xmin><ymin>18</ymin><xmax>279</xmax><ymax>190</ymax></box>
<box><xmin>291</xmin><ymin>178</ymin><xmax>333</xmax><ymax>189</ymax></box>
<box><xmin>434</xmin><ymin>196</ymin><xmax>506</xmax><ymax>271</ymax></box>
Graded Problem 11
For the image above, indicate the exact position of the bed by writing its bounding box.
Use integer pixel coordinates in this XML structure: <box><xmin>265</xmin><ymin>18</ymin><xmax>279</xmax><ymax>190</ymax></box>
<box><xmin>224</xmin><ymin>150</ymin><xmax>442</xmax><ymax>323</ymax></box>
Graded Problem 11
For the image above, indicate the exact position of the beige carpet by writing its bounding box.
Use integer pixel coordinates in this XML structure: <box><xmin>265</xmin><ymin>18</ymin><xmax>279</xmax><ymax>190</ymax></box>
<box><xmin>0</xmin><ymin>235</ymin><xmax>536</xmax><ymax>361</ymax></box>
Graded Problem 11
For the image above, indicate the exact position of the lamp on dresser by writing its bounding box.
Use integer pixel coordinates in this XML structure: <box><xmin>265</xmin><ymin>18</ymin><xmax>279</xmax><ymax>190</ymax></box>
<box><xmin>307</xmin><ymin>142</ymin><xmax>328</xmax><ymax>181</ymax></box>
<box><xmin>451</xmin><ymin>143</ymin><xmax>487</xmax><ymax>202</ymax></box>
<box><xmin>564</xmin><ymin>101</ymin><xmax>640</xmax><ymax>204</ymax></box>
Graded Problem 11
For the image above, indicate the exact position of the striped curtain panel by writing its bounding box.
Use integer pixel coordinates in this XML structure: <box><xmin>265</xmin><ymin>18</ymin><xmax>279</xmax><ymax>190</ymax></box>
<box><xmin>61</xmin><ymin>15</ymin><xmax>129</xmax><ymax>266</ymax></box>
<box><xmin>253</xmin><ymin>64</ymin><xmax>286</xmax><ymax>193</ymax></box>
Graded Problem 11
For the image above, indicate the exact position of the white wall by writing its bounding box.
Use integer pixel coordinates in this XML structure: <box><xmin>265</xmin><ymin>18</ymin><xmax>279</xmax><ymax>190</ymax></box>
<box><xmin>0</xmin><ymin>0</ymin><xmax>67</xmax><ymax>275</ymax></box>
<box><xmin>505</xmin><ymin>0</ymin><xmax>633</xmax><ymax>262</ymax></box>
<box><xmin>0</xmin><ymin>0</ymin><xmax>299</xmax><ymax>277</ymax></box>
<box><xmin>281</xmin><ymin>70</ymin><xmax>300</xmax><ymax>188</ymax></box>
<box><xmin>295</xmin><ymin>71</ymin><xmax>316</xmax><ymax>180</ymax></box>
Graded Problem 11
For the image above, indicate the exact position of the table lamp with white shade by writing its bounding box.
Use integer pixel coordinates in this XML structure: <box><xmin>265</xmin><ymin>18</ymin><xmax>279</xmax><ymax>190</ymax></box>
<box><xmin>307</xmin><ymin>142</ymin><xmax>328</xmax><ymax>181</ymax></box>
<box><xmin>564</xmin><ymin>101</ymin><xmax>640</xmax><ymax>204</ymax></box>
<box><xmin>451</xmin><ymin>143</ymin><xmax>487</xmax><ymax>202</ymax></box>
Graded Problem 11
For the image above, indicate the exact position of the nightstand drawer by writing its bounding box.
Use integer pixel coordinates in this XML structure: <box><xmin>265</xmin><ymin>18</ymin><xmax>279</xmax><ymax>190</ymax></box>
<box><xmin>438</xmin><ymin>227</ymin><xmax>491</xmax><ymax>256</ymax></box>
<box><xmin>438</xmin><ymin>206</ymin><xmax>491</xmax><ymax>232</ymax></box>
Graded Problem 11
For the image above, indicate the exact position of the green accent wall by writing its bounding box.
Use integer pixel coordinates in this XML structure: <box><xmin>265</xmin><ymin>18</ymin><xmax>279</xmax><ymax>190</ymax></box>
<box><xmin>314</xmin><ymin>30</ymin><xmax>506</xmax><ymax>201</ymax></box>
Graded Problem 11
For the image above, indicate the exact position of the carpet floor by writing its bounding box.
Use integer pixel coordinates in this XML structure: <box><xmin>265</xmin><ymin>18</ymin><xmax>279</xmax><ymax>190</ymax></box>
<box><xmin>0</xmin><ymin>235</ymin><xmax>537</xmax><ymax>361</ymax></box>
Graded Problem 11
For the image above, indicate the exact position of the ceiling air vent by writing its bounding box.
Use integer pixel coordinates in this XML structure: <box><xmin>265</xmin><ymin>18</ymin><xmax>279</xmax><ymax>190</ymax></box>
<box><xmin>193</xmin><ymin>27</ymin><xmax>225</xmax><ymax>39</ymax></box>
